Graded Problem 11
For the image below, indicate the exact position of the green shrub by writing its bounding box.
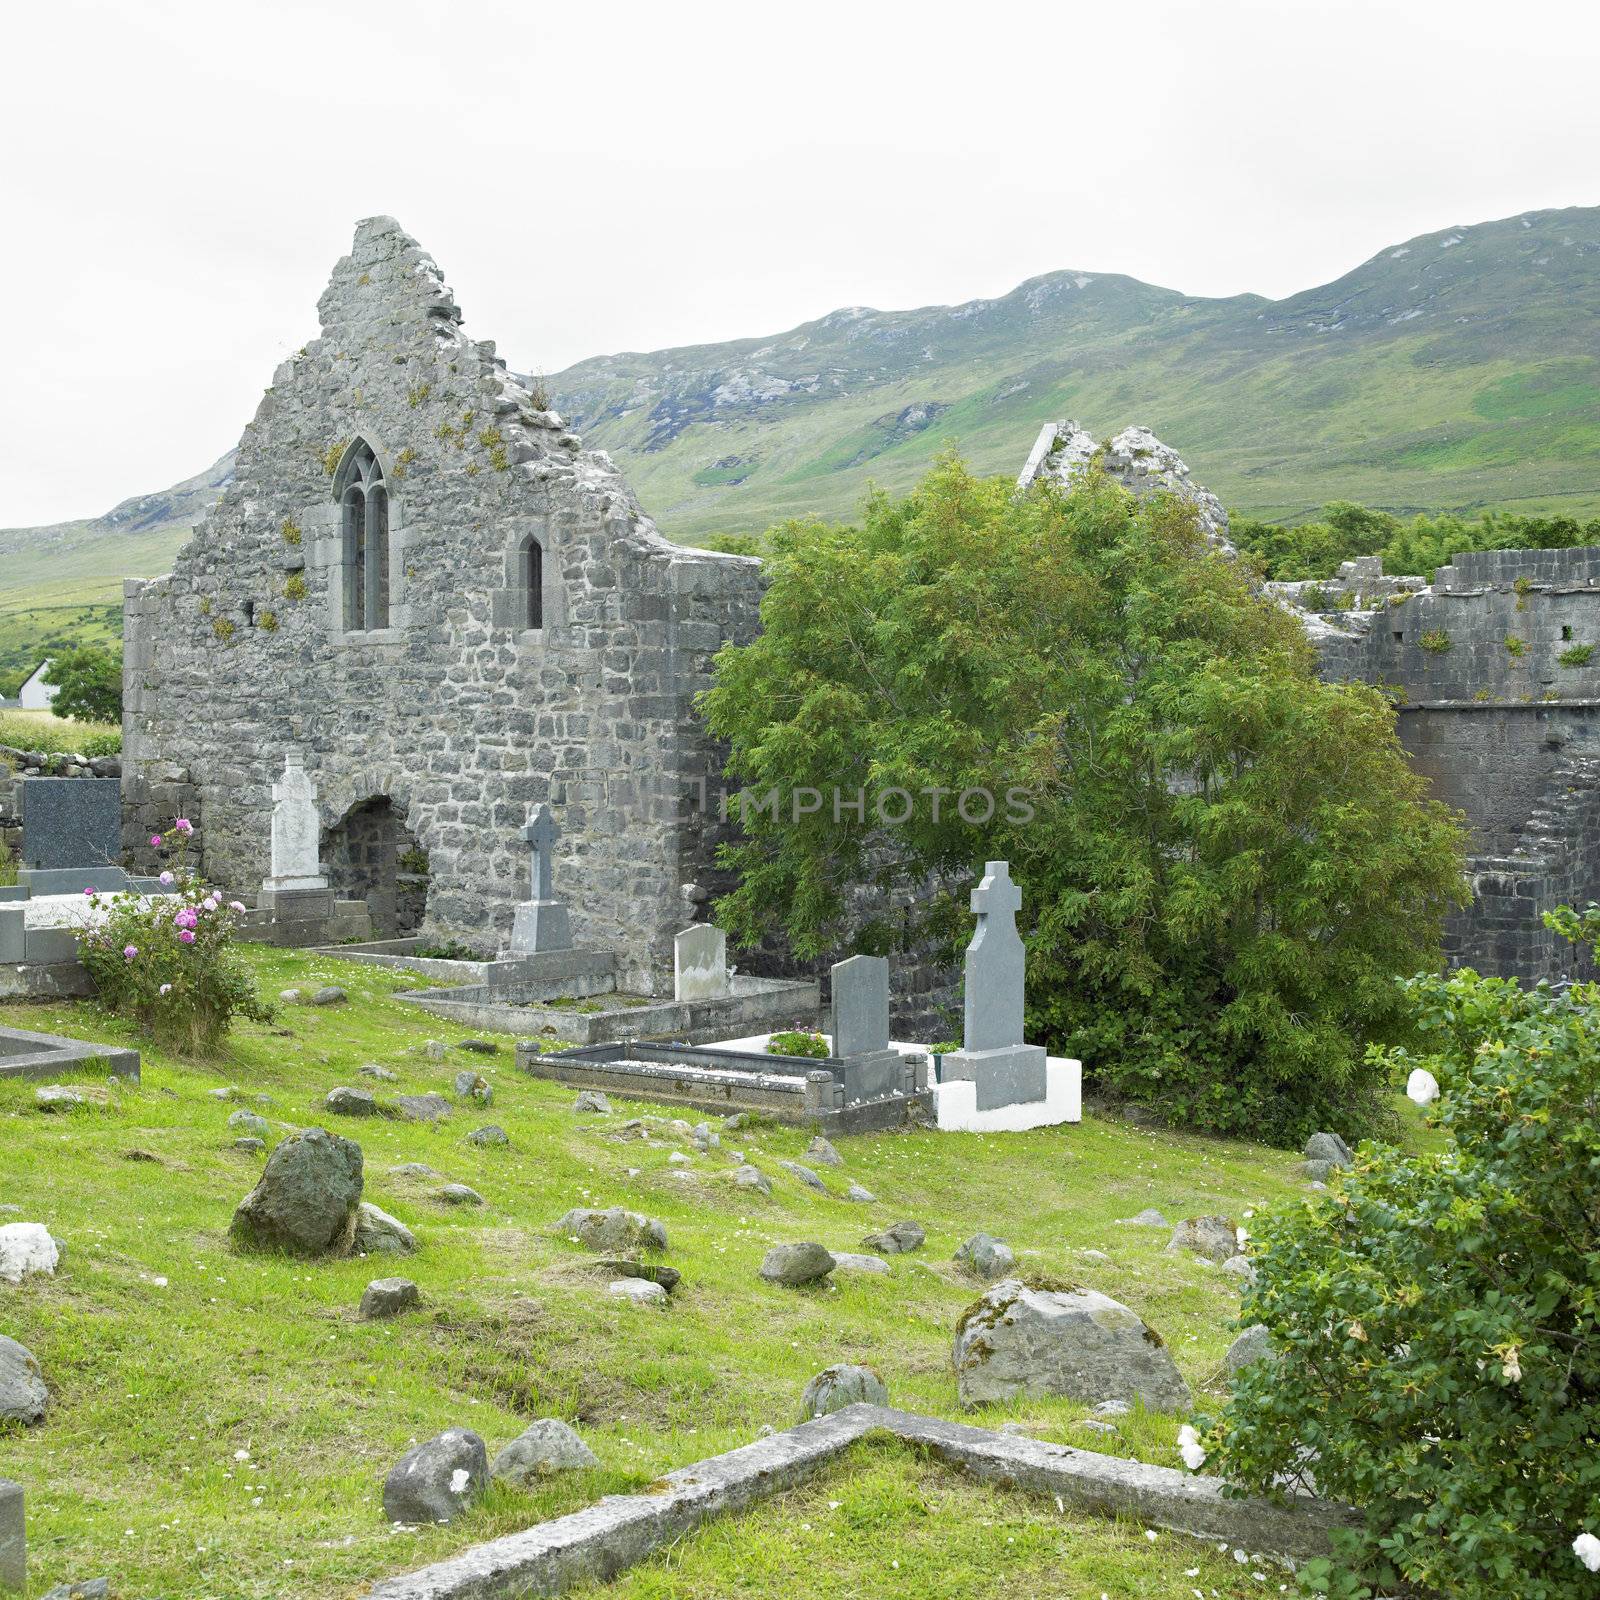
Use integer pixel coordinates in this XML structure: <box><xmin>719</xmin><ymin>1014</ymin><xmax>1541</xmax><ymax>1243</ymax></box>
<box><xmin>767</xmin><ymin>1029</ymin><xmax>830</xmax><ymax>1059</ymax></box>
<box><xmin>1207</xmin><ymin>907</ymin><xmax>1600</xmax><ymax>1598</ymax></box>
<box><xmin>411</xmin><ymin>938</ymin><xmax>484</xmax><ymax>962</ymax></box>
<box><xmin>80</xmin><ymin>732</ymin><xmax>122</xmax><ymax>758</ymax></box>
<box><xmin>1505</xmin><ymin>634</ymin><xmax>1528</xmax><ymax>657</ymax></box>
<box><xmin>75</xmin><ymin>821</ymin><xmax>272</xmax><ymax>1055</ymax></box>
<box><xmin>1418</xmin><ymin>629</ymin><xmax>1451</xmax><ymax>654</ymax></box>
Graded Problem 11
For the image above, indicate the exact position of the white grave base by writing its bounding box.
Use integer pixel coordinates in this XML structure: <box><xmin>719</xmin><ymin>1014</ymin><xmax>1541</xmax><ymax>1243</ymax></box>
<box><xmin>702</xmin><ymin>1031</ymin><xmax>1082</xmax><ymax>1132</ymax></box>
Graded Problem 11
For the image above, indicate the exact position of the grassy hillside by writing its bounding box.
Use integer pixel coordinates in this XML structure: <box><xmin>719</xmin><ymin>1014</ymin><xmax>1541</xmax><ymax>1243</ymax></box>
<box><xmin>550</xmin><ymin>205</ymin><xmax>1600</xmax><ymax>540</ymax></box>
<box><xmin>0</xmin><ymin>942</ymin><xmax>1394</xmax><ymax>1596</ymax></box>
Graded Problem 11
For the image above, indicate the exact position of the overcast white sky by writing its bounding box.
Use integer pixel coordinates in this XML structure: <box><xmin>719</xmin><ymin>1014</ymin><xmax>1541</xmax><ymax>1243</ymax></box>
<box><xmin>3</xmin><ymin>0</ymin><xmax>1598</xmax><ymax>527</ymax></box>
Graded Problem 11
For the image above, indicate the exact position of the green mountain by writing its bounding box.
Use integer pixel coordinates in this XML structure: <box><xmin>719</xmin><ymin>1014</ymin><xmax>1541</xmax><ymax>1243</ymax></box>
<box><xmin>549</xmin><ymin>204</ymin><xmax>1600</xmax><ymax>538</ymax></box>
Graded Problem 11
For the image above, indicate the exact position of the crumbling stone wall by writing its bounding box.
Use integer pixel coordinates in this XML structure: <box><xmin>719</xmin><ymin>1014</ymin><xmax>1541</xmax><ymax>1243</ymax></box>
<box><xmin>123</xmin><ymin>217</ymin><xmax>763</xmax><ymax>992</ymax></box>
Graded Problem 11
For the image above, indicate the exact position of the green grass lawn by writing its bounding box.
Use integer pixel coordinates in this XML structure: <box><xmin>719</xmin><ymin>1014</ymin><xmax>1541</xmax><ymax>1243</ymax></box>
<box><xmin>0</xmin><ymin>945</ymin><xmax>1343</xmax><ymax>1598</ymax></box>
<box><xmin>0</xmin><ymin>709</ymin><xmax>121</xmax><ymax>756</ymax></box>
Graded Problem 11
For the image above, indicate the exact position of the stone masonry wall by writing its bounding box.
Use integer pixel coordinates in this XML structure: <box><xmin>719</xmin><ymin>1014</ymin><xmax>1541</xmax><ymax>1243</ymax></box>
<box><xmin>123</xmin><ymin>217</ymin><xmax>764</xmax><ymax>993</ymax></box>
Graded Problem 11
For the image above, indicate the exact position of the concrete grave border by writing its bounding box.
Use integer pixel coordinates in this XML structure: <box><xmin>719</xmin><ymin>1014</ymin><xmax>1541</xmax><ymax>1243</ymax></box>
<box><xmin>370</xmin><ymin>1403</ymin><xmax>1356</xmax><ymax>1598</ymax></box>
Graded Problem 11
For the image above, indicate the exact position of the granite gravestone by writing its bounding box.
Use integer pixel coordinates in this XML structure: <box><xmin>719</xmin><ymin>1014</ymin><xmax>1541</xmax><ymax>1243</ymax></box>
<box><xmin>509</xmin><ymin>805</ymin><xmax>571</xmax><ymax>954</ymax></box>
<box><xmin>258</xmin><ymin>752</ymin><xmax>334</xmax><ymax>918</ymax></box>
<box><xmin>18</xmin><ymin>778</ymin><xmax>120</xmax><ymax>871</ymax></box>
<box><xmin>0</xmin><ymin>1476</ymin><xmax>20</xmax><ymax>1592</ymax></box>
<box><xmin>828</xmin><ymin>954</ymin><xmax>904</xmax><ymax>1105</ymax></box>
<box><xmin>940</xmin><ymin>861</ymin><xmax>1047</xmax><ymax>1111</ymax></box>
<box><xmin>674</xmin><ymin>924</ymin><xmax>729</xmax><ymax>1002</ymax></box>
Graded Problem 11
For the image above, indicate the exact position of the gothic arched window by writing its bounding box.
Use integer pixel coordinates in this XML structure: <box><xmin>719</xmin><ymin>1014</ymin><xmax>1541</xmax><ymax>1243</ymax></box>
<box><xmin>337</xmin><ymin>441</ymin><xmax>389</xmax><ymax>631</ymax></box>
<box><xmin>522</xmin><ymin>534</ymin><xmax>543</xmax><ymax>630</ymax></box>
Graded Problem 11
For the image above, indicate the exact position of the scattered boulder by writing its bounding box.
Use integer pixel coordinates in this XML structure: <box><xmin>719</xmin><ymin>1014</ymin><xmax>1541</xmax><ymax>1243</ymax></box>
<box><xmin>438</xmin><ymin>1184</ymin><xmax>485</xmax><ymax>1206</ymax></box>
<box><xmin>465</xmin><ymin>1124</ymin><xmax>508</xmax><ymax>1148</ymax></box>
<box><xmin>456</xmin><ymin>1039</ymin><xmax>497</xmax><ymax>1055</ymax></box>
<box><xmin>233</xmin><ymin>1137</ymin><xmax>266</xmax><ymax>1155</ymax></box>
<box><xmin>490</xmin><ymin>1419</ymin><xmax>598</xmax><ymax>1483</ymax></box>
<box><xmin>1226</xmin><ymin>1324</ymin><xmax>1275</xmax><ymax>1374</ymax></box>
<box><xmin>311</xmin><ymin>986</ymin><xmax>347</xmax><ymax>1006</ymax></box>
<box><xmin>723</xmin><ymin>1112</ymin><xmax>749</xmax><ymax>1131</ymax></box>
<box><xmin>326</xmin><ymin>1087</ymin><xmax>378</xmax><ymax>1118</ymax></box>
<box><xmin>1304</xmin><ymin>1131</ymin><xmax>1352</xmax><ymax>1168</ymax></box>
<box><xmin>556</xmin><ymin>1207</ymin><xmax>667</xmax><ymax>1253</ymax></box>
<box><xmin>845</xmin><ymin>1181</ymin><xmax>877</xmax><ymax>1203</ymax></box>
<box><xmin>799</xmin><ymin>1363</ymin><xmax>886</xmax><ymax>1419</ymax></box>
<box><xmin>0</xmin><ymin>1333</ymin><xmax>48</xmax><ymax>1424</ymax></box>
<box><xmin>40</xmin><ymin>1582</ymin><xmax>110</xmax><ymax>1600</ymax></box>
<box><xmin>389</xmin><ymin>1163</ymin><xmax>442</xmax><ymax>1180</ymax></box>
<box><xmin>382</xmin><ymin>1427</ymin><xmax>488</xmax><ymax>1525</ymax></box>
<box><xmin>360</xmin><ymin>1064</ymin><xmax>399</xmax><ymax>1082</ymax></box>
<box><xmin>1302</xmin><ymin>1158</ymin><xmax>1339</xmax><ymax>1184</ymax></box>
<box><xmin>760</xmin><ymin>1242</ymin><xmax>835</xmax><ymax>1287</ymax></box>
<box><xmin>354</xmin><ymin>1202</ymin><xmax>417</xmax><ymax>1256</ymax></box>
<box><xmin>862</xmin><ymin>1220</ymin><xmax>925</xmax><ymax>1255</ymax></box>
<box><xmin>573</xmin><ymin>1090</ymin><xmax>611</xmax><ymax>1114</ymax></box>
<box><xmin>1220</xmin><ymin>1254</ymin><xmax>1257</xmax><ymax>1291</ymax></box>
<box><xmin>594</xmin><ymin>1258</ymin><xmax>681</xmax><ymax>1293</ymax></box>
<box><xmin>229</xmin><ymin>1128</ymin><xmax>364</xmax><ymax>1257</ymax></box>
<box><xmin>0</xmin><ymin>1223</ymin><xmax>59</xmax><ymax>1284</ymax></box>
<box><xmin>35</xmin><ymin>1085</ymin><xmax>85</xmax><ymax>1113</ymax></box>
<box><xmin>952</xmin><ymin>1279</ymin><xmax>1192</xmax><ymax>1412</ymax></box>
<box><xmin>360</xmin><ymin>1277</ymin><xmax>421</xmax><ymax>1319</ymax></box>
<box><xmin>424</xmin><ymin>1040</ymin><xmax>447</xmax><ymax>1061</ymax></box>
<box><xmin>732</xmin><ymin>1165</ymin><xmax>771</xmax><ymax>1196</ymax></box>
<box><xmin>395</xmin><ymin>1093</ymin><xmax>453</xmax><ymax>1123</ymax></box>
<box><xmin>806</xmin><ymin>1136</ymin><xmax>843</xmax><ymax>1168</ymax></box>
<box><xmin>1093</xmin><ymin>1399</ymin><xmax>1131</xmax><ymax>1417</ymax></box>
<box><xmin>954</xmin><ymin>1232</ymin><xmax>1016</xmax><ymax>1282</ymax></box>
<box><xmin>279</xmin><ymin>988</ymin><xmax>306</xmax><ymax>1004</ymax></box>
<box><xmin>778</xmin><ymin>1160</ymin><xmax>827</xmax><ymax>1193</ymax></box>
<box><xmin>1165</xmin><ymin>1216</ymin><xmax>1237</xmax><ymax>1265</ymax></box>
<box><xmin>1115</xmin><ymin>1209</ymin><xmax>1169</xmax><ymax>1229</ymax></box>
<box><xmin>454</xmin><ymin>1071</ymin><xmax>492</xmax><ymax>1105</ymax></box>
<box><xmin>608</xmin><ymin>1277</ymin><xmax>667</xmax><ymax>1307</ymax></box>
<box><xmin>831</xmin><ymin>1251</ymin><xmax>890</xmax><ymax>1275</ymax></box>
<box><xmin>227</xmin><ymin>1109</ymin><xmax>270</xmax><ymax>1137</ymax></box>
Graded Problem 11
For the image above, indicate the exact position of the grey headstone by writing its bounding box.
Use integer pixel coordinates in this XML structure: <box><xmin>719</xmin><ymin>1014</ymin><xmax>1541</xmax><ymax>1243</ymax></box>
<box><xmin>831</xmin><ymin>954</ymin><xmax>889</xmax><ymax>1058</ymax></box>
<box><xmin>673</xmin><ymin>924</ymin><xmax>729</xmax><ymax>1002</ymax></box>
<box><xmin>0</xmin><ymin>1477</ymin><xmax>20</xmax><ymax>1592</ymax></box>
<box><xmin>18</xmin><ymin>778</ymin><xmax>120</xmax><ymax>871</ymax></box>
<box><xmin>963</xmin><ymin>861</ymin><xmax>1025</xmax><ymax>1051</ymax></box>
<box><xmin>509</xmin><ymin>805</ymin><xmax>571</xmax><ymax>953</ymax></box>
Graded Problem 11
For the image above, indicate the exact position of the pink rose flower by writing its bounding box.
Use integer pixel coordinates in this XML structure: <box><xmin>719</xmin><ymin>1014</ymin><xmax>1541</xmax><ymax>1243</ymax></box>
<box><xmin>123</xmin><ymin>945</ymin><xmax>138</xmax><ymax>960</ymax></box>
<box><xmin>229</xmin><ymin>901</ymin><xmax>246</xmax><ymax>913</ymax></box>
<box><xmin>174</xmin><ymin>818</ymin><xmax>193</xmax><ymax>835</ymax></box>
<box><xmin>83</xmin><ymin>887</ymin><xmax>95</xmax><ymax>898</ymax></box>
<box><xmin>159</xmin><ymin>871</ymin><xmax>174</xmax><ymax>886</ymax></box>
<box><xmin>150</xmin><ymin>834</ymin><xmax>163</xmax><ymax>848</ymax></box>
<box><xmin>179</xmin><ymin>929</ymin><xmax>196</xmax><ymax>944</ymax></box>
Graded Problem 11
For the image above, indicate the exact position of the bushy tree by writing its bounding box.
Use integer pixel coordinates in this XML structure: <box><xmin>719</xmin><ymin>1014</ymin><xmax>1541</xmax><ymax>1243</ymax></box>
<box><xmin>42</xmin><ymin>644</ymin><xmax>122</xmax><ymax>723</ymax></box>
<box><xmin>1209</xmin><ymin>908</ymin><xmax>1600</xmax><ymax>1599</ymax></box>
<box><xmin>701</xmin><ymin>455</ymin><xmax>1467</xmax><ymax>1144</ymax></box>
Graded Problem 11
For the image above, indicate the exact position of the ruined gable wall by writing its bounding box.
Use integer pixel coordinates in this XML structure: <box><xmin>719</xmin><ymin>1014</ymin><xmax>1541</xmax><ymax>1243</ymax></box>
<box><xmin>123</xmin><ymin>217</ymin><xmax>762</xmax><ymax>990</ymax></box>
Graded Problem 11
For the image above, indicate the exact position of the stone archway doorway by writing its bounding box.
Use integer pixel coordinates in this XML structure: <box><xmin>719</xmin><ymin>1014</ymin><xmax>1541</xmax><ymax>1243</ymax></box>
<box><xmin>321</xmin><ymin>796</ymin><xmax>427</xmax><ymax>939</ymax></box>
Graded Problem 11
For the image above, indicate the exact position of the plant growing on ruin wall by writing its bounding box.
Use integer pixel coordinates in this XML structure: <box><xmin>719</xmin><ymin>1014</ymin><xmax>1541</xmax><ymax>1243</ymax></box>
<box><xmin>322</xmin><ymin>440</ymin><xmax>344</xmax><ymax>476</ymax></box>
<box><xmin>1419</xmin><ymin>629</ymin><xmax>1451</xmax><ymax>654</ymax></box>
<box><xmin>74</xmin><ymin>822</ymin><xmax>272</xmax><ymax>1054</ymax></box>
<box><xmin>211</xmin><ymin>618</ymin><xmax>235</xmax><ymax>642</ymax></box>
<box><xmin>283</xmin><ymin>573</ymin><xmax>307</xmax><ymax>603</ymax></box>
<box><xmin>258</xmin><ymin>609</ymin><xmax>279</xmax><ymax>633</ymax></box>
<box><xmin>280</xmin><ymin>517</ymin><xmax>303</xmax><ymax>547</ymax></box>
<box><xmin>1506</xmin><ymin>634</ymin><xmax>1528</xmax><ymax>657</ymax></box>
<box><xmin>1559</xmin><ymin>643</ymin><xmax>1593</xmax><ymax>667</ymax></box>
<box><xmin>704</xmin><ymin>454</ymin><xmax>1468</xmax><ymax>1146</ymax></box>
<box><xmin>1207</xmin><ymin>910</ymin><xmax>1600</xmax><ymax>1598</ymax></box>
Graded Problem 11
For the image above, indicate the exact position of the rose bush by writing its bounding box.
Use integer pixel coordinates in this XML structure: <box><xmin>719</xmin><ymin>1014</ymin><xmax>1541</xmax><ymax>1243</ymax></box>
<box><xmin>74</xmin><ymin>820</ymin><xmax>271</xmax><ymax>1055</ymax></box>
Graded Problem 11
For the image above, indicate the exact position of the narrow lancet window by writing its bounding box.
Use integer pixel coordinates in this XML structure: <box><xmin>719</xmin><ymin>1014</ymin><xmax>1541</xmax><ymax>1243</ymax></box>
<box><xmin>337</xmin><ymin>441</ymin><xmax>388</xmax><ymax>631</ymax></box>
<box><xmin>524</xmin><ymin>536</ymin><xmax>543</xmax><ymax>630</ymax></box>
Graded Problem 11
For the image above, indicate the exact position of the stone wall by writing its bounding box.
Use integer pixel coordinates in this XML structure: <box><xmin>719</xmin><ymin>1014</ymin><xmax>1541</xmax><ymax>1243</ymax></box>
<box><xmin>123</xmin><ymin>218</ymin><xmax>763</xmax><ymax>993</ymax></box>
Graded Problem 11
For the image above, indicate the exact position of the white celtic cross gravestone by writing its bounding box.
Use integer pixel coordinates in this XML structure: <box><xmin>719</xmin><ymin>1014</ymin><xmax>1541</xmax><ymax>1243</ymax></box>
<box><xmin>509</xmin><ymin>804</ymin><xmax>572</xmax><ymax>954</ymax></box>
<box><xmin>258</xmin><ymin>752</ymin><xmax>333</xmax><ymax>917</ymax></box>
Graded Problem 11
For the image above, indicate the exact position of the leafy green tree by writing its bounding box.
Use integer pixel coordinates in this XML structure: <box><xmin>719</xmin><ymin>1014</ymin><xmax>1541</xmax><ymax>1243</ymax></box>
<box><xmin>701</xmin><ymin>456</ymin><xmax>1468</xmax><ymax>1144</ymax></box>
<box><xmin>42</xmin><ymin>644</ymin><xmax>122</xmax><ymax>723</ymax></box>
<box><xmin>1209</xmin><ymin>909</ymin><xmax>1600</xmax><ymax>1598</ymax></box>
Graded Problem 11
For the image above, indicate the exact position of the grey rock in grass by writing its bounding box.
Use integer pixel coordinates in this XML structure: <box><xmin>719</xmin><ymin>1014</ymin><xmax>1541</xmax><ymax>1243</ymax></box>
<box><xmin>952</xmin><ymin>1279</ymin><xmax>1192</xmax><ymax>1412</ymax></box>
<box><xmin>233</xmin><ymin>1136</ymin><xmax>266</xmax><ymax>1154</ymax></box>
<box><xmin>1226</xmin><ymin>1324</ymin><xmax>1276</xmax><ymax>1374</ymax></box>
<box><xmin>1165</xmin><ymin>1216</ymin><xmax>1237</xmax><ymax>1265</ymax></box>
<box><xmin>845</xmin><ymin>1181</ymin><xmax>876</xmax><ymax>1203</ymax></box>
<box><xmin>799</xmin><ymin>1363</ymin><xmax>886</xmax><ymax>1419</ymax></box>
<box><xmin>723</xmin><ymin>1112</ymin><xmax>749</xmax><ymax>1131</ymax></box>
<box><xmin>229</xmin><ymin>1128</ymin><xmax>364</xmax><ymax>1258</ymax></box>
<box><xmin>1302</xmin><ymin>1158</ymin><xmax>1338</xmax><ymax>1184</ymax></box>
<box><xmin>594</xmin><ymin>1258</ymin><xmax>681</xmax><ymax>1293</ymax></box>
<box><xmin>608</xmin><ymin>1276</ymin><xmax>667</xmax><ymax>1306</ymax></box>
<box><xmin>207</xmin><ymin>1087</ymin><xmax>236</xmax><ymax>1101</ymax></box>
<box><xmin>573</xmin><ymin>1090</ymin><xmax>611</xmax><ymax>1114</ymax></box>
<box><xmin>1304</xmin><ymin>1131</ymin><xmax>1352</xmax><ymax>1168</ymax></box>
<box><xmin>360</xmin><ymin>1277</ymin><xmax>421</xmax><ymax>1319</ymax></box>
<box><xmin>491</xmin><ymin>1419</ymin><xmax>598</xmax><ymax>1483</ymax></box>
<box><xmin>395</xmin><ymin>1092</ymin><xmax>453</xmax><ymax>1123</ymax></box>
<box><xmin>35</xmin><ymin>1086</ymin><xmax>84</xmax><ymax>1113</ymax></box>
<box><xmin>327</xmin><ymin>1087</ymin><xmax>378</xmax><ymax>1118</ymax></box>
<box><xmin>1077</xmin><ymin>1418</ymin><xmax>1119</xmax><ymax>1435</ymax></box>
<box><xmin>361</xmin><ymin>1064</ymin><xmax>399</xmax><ymax>1082</ymax></box>
<box><xmin>228</xmin><ymin>1109</ymin><xmax>270</xmax><ymax>1137</ymax></box>
<box><xmin>311</xmin><ymin>986</ymin><xmax>347</xmax><ymax>1006</ymax></box>
<box><xmin>40</xmin><ymin>1582</ymin><xmax>110</xmax><ymax>1600</ymax></box>
<box><xmin>354</xmin><ymin>1202</ymin><xmax>417</xmax><ymax>1256</ymax></box>
<box><xmin>0</xmin><ymin>1223</ymin><xmax>59</xmax><ymax>1283</ymax></box>
<box><xmin>382</xmin><ymin>1427</ymin><xmax>488</xmax><ymax>1525</ymax></box>
<box><xmin>457</xmin><ymin>1038</ymin><xmax>497</xmax><ymax>1055</ymax></box>
<box><xmin>830</xmin><ymin>1251</ymin><xmax>890</xmax><ymax>1275</ymax></box>
<box><xmin>759</xmin><ymin>1241</ymin><xmax>835</xmax><ymax>1286</ymax></box>
<box><xmin>862</xmin><ymin>1220</ymin><xmax>925</xmax><ymax>1255</ymax></box>
<box><xmin>1115</xmin><ymin>1209</ymin><xmax>1169</xmax><ymax>1228</ymax></box>
<box><xmin>389</xmin><ymin>1163</ymin><xmax>442</xmax><ymax>1180</ymax></box>
<box><xmin>954</xmin><ymin>1232</ymin><xmax>1016</xmax><ymax>1282</ymax></box>
<box><xmin>465</xmin><ymin>1124</ymin><xmax>508</xmax><ymax>1148</ymax></box>
<box><xmin>556</xmin><ymin>1206</ymin><xmax>666</xmax><ymax>1253</ymax></box>
<box><xmin>0</xmin><ymin>1334</ymin><xmax>47</xmax><ymax>1425</ymax></box>
<box><xmin>733</xmin><ymin>1165</ymin><xmax>771</xmax><ymax>1196</ymax></box>
<box><xmin>1093</xmin><ymin>1399</ymin><xmax>1131</xmax><ymax>1416</ymax></box>
<box><xmin>279</xmin><ymin>988</ymin><xmax>306</xmax><ymax>1004</ymax></box>
<box><xmin>778</xmin><ymin>1160</ymin><xmax>827</xmax><ymax>1193</ymax></box>
<box><xmin>438</xmin><ymin>1184</ymin><xmax>485</xmax><ymax>1206</ymax></box>
<box><xmin>1221</xmin><ymin>1254</ymin><xmax>1257</xmax><ymax>1291</ymax></box>
<box><xmin>806</xmin><ymin>1136</ymin><xmax>843</xmax><ymax>1168</ymax></box>
<box><xmin>424</xmin><ymin>1040</ymin><xmax>448</xmax><ymax>1061</ymax></box>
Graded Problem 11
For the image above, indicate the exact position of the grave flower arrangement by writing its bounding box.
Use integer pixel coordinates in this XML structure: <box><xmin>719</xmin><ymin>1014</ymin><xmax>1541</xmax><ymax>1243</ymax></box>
<box><xmin>74</xmin><ymin>819</ymin><xmax>271</xmax><ymax>1055</ymax></box>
